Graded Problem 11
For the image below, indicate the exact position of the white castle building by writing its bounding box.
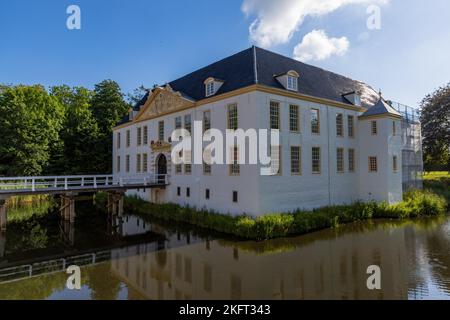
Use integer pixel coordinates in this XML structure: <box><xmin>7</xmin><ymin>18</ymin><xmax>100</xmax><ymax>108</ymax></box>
<box><xmin>113</xmin><ymin>47</ymin><xmax>419</xmax><ymax>216</ymax></box>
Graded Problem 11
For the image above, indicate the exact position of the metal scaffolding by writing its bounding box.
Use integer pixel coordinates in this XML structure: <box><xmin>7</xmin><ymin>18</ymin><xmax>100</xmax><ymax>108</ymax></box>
<box><xmin>389</xmin><ymin>101</ymin><xmax>424</xmax><ymax>191</ymax></box>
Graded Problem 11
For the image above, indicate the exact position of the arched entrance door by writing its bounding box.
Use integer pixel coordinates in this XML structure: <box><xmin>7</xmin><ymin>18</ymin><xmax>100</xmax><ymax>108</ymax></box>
<box><xmin>156</xmin><ymin>154</ymin><xmax>167</xmax><ymax>184</ymax></box>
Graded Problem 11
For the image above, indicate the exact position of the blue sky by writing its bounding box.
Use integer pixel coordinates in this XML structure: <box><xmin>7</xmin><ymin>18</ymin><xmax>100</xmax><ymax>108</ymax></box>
<box><xmin>1</xmin><ymin>0</ymin><xmax>449</xmax><ymax>107</ymax></box>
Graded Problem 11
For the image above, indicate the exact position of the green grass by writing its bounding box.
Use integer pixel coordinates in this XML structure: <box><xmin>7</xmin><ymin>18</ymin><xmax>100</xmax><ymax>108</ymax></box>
<box><xmin>423</xmin><ymin>171</ymin><xmax>450</xmax><ymax>208</ymax></box>
<box><xmin>96</xmin><ymin>189</ymin><xmax>448</xmax><ymax>241</ymax></box>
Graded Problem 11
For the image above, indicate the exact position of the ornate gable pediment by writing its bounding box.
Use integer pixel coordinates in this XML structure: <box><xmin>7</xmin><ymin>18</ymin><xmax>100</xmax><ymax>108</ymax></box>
<box><xmin>135</xmin><ymin>87</ymin><xmax>195</xmax><ymax>122</ymax></box>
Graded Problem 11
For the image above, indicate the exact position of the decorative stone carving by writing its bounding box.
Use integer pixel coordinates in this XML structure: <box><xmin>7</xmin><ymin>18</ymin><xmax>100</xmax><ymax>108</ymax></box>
<box><xmin>151</xmin><ymin>140</ymin><xmax>172</xmax><ymax>153</ymax></box>
<box><xmin>135</xmin><ymin>88</ymin><xmax>194</xmax><ymax>121</ymax></box>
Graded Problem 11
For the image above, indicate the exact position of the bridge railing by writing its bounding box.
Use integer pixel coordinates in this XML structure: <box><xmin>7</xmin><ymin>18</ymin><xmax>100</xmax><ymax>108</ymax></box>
<box><xmin>0</xmin><ymin>174</ymin><xmax>168</xmax><ymax>193</ymax></box>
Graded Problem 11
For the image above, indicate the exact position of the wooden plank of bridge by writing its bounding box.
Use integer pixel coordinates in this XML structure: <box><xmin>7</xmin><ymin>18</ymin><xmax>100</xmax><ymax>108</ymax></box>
<box><xmin>60</xmin><ymin>193</ymin><xmax>76</xmax><ymax>223</ymax></box>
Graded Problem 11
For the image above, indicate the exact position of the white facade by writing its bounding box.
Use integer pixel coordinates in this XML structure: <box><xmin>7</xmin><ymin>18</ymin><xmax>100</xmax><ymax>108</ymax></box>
<box><xmin>113</xmin><ymin>87</ymin><xmax>403</xmax><ymax>216</ymax></box>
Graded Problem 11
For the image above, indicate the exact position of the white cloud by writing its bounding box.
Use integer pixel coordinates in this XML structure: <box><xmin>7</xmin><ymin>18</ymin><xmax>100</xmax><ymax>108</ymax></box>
<box><xmin>293</xmin><ymin>29</ymin><xmax>349</xmax><ymax>62</ymax></box>
<box><xmin>241</xmin><ymin>0</ymin><xmax>388</xmax><ymax>48</ymax></box>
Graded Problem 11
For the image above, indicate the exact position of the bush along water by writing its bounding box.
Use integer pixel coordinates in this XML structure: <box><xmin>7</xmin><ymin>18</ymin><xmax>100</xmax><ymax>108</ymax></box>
<box><xmin>95</xmin><ymin>189</ymin><xmax>447</xmax><ymax>241</ymax></box>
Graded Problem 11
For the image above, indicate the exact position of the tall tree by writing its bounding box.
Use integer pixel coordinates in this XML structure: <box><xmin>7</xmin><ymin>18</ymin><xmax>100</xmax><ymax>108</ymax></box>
<box><xmin>50</xmin><ymin>85</ymin><xmax>101</xmax><ymax>174</ymax></box>
<box><xmin>420</xmin><ymin>83</ymin><xmax>450</xmax><ymax>171</ymax></box>
<box><xmin>0</xmin><ymin>85</ymin><xmax>64</xmax><ymax>176</ymax></box>
<box><xmin>126</xmin><ymin>85</ymin><xmax>149</xmax><ymax>106</ymax></box>
<box><xmin>90</xmin><ymin>80</ymin><xmax>129</xmax><ymax>173</ymax></box>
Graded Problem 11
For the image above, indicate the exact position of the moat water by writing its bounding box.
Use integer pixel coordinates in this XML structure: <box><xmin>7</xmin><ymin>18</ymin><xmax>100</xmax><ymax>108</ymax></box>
<box><xmin>1</xmin><ymin>197</ymin><xmax>450</xmax><ymax>300</ymax></box>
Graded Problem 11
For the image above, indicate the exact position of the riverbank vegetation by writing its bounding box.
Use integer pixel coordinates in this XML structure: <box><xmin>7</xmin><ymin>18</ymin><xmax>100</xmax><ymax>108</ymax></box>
<box><xmin>96</xmin><ymin>189</ymin><xmax>447</xmax><ymax>241</ymax></box>
<box><xmin>0</xmin><ymin>82</ymin><xmax>140</xmax><ymax>176</ymax></box>
<box><xmin>424</xmin><ymin>171</ymin><xmax>450</xmax><ymax>208</ymax></box>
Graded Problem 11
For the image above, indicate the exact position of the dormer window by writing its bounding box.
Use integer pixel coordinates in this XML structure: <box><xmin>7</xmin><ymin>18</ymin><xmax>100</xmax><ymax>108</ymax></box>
<box><xmin>287</xmin><ymin>75</ymin><xmax>298</xmax><ymax>91</ymax></box>
<box><xmin>204</xmin><ymin>77</ymin><xmax>224</xmax><ymax>97</ymax></box>
<box><xmin>206</xmin><ymin>81</ymin><xmax>215</xmax><ymax>97</ymax></box>
<box><xmin>343</xmin><ymin>91</ymin><xmax>362</xmax><ymax>107</ymax></box>
<box><xmin>275</xmin><ymin>70</ymin><xmax>299</xmax><ymax>92</ymax></box>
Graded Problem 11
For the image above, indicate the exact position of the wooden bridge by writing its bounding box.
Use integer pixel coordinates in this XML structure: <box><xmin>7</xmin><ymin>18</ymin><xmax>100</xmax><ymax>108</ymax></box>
<box><xmin>0</xmin><ymin>174</ymin><xmax>169</xmax><ymax>231</ymax></box>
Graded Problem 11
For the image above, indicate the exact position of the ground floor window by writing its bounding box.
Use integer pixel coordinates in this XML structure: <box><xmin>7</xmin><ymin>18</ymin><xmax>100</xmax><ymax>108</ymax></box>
<box><xmin>337</xmin><ymin>148</ymin><xmax>344</xmax><ymax>173</ymax></box>
<box><xmin>312</xmin><ymin>147</ymin><xmax>321</xmax><ymax>174</ymax></box>
<box><xmin>348</xmin><ymin>149</ymin><xmax>355</xmax><ymax>172</ymax></box>
<box><xmin>186</xmin><ymin>187</ymin><xmax>190</xmax><ymax>197</ymax></box>
<box><xmin>177</xmin><ymin>187</ymin><xmax>181</xmax><ymax>196</ymax></box>
<box><xmin>205</xmin><ymin>189</ymin><xmax>210</xmax><ymax>200</ymax></box>
<box><xmin>290</xmin><ymin>146</ymin><xmax>301</xmax><ymax>175</ymax></box>
<box><xmin>126</xmin><ymin>155</ymin><xmax>130</xmax><ymax>173</ymax></box>
<box><xmin>232</xmin><ymin>191</ymin><xmax>238</xmax><ymax>203</ymax></box>
<box><xmin>393</xmin><ymin>155</ymin><xmax>398</xmax><ymax>172</ymax></box>
<box><xmin>369</xmin><ymin>156</ymin><xmax>378</xmax><ymax>172</ymax></box>
<box><xmin>143</xmin><ymin>154</ymin><xmax>148</xmax><ymax>172</ymax></box>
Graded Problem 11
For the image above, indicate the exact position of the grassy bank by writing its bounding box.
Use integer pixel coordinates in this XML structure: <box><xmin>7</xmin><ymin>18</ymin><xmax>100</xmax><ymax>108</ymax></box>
<box><xmin>96</xmin><ymin>189</ymin><xmax>447</xmax><ymax>241</ymax></box>
<box><xmin>424</xmin><ymin>171</ymin><xmax>450</xmax><ymax>207</ymax></box>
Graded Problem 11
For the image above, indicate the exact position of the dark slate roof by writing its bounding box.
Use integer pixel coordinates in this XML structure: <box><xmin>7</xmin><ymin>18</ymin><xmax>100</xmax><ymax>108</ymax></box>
<box><xmin>361</xmin><ymin>98</ymin><xmax>402</xmax><ymax>117</ymax></box>
<box><xmin>118</xmin><ymin>46</ymin><xmax>382</xmax><ymax>126</ymax></box>
<box><xmin>254</xmin><ymin>47</ymin><xmax>379</xmax><ymax>108</ymax></box>
<box><xmin>169</xmin><ymin>47</ymin><xmax>256</xmax><ymax>101</ymax></box>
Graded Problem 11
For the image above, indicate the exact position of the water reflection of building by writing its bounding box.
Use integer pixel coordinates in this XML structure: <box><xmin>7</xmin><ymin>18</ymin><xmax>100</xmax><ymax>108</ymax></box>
<box><xmin>111</xmin><ymin>224</ymin><xmax>412</xmax><ymax>300</ymax></box>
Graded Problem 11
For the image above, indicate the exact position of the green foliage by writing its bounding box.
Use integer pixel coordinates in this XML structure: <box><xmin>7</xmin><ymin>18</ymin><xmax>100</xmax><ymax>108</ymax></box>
<box><xmin>423</xmin><ymin>172</ymin><xmax>450</xmax><ymax>208</ymax></box>
<box><xmin>50</xmin><ymin>85</ymin><xmax>101</xmax><ymax>174</ymax></box>
<box><xmin>90</xmin><ymin>80</ymin><xmax>130</xmax><ymax>173</ymax></box>
<box><xmin>0</xmin><ymin>81</ymin><xmax>131</xmax><ymax>177</ymax></box>
<box><xmin>420</xmin><ymin>83</ymin><xmax>450</xmax><ymax>172</ymax></box>
<box><xmin>0</xmin><ymin>85</ymin><xmax>64</xmax><ymax>176</ymax></box>
<box><xmin>104</xmin><ymin>189</ymin><xmax>448</xmax><ymax>241</ymax></box>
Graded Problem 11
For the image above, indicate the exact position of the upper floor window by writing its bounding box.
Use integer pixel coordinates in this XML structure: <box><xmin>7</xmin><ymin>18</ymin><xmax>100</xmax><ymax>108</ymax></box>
<box><xmin>158</xmin><ymin>121</ymin><xmax>164</xmax><ymax>141</ymax></box>
<box><xmin>348</xmin><ymin>115</ymin><xmax>355</xmax><ymax>138</ymax></box>
<box><xmin>289</xmin><ymin>105</ymin><xmax>300</xmax><ymax>132</ymax></box>
<box><xmin>143</xmin><ymin>126</ymin><xmax>148</xmax><ymax>145</ymax></box>
<box><xmin>117</xmin><ymin>132</ymin><xmax>121</xmax><ymax>149</ymax></box>
<box><xmin>184</xmin><ymin>114</ymin><xmax>192</xmax><ymax>134</ymax></box>
<box><xmin>336</xmin><ymin>114</ymin><xmax>344</xmax><ymax>137</ymax></box>
<box><xmin>203</xmin><ymin>110</ymin><xmax>211</xmax><ymax>133</ymax></box>
<box><xmin>227</xmin><ymin>104</ymin><xmax>238</xmax><ymax>130</ymax></box>
<box><xmin>175</xmin><ymin>116</ymin><xmax>182</xmax><ymax>130</ymax></box>
<box><xmin>270</xmin><ymin>101</ymin><xmax>280</xmax><ymax>130</ymax></box>
<box><xmin>371</xmin><ymin>121</ymin><xmax>378</xmax><ymax>135</ymax></box>
<box><xmin>311</xmin><ymin>109</ymin><xmax>320</xmax><ymax>134</ymax></box>
<box><xmin>392</xmin><ymin>121</ymin><xmax>396</xmax><ymax>136</ymax></box>
<box><xmin>126</xmin><ymin>130</ymin><xmax>131</xmax><ymax>147</ymax></box>
<box><xmin>137</xmin><ymin>127</ymin><xmax>142</xmax><ymax>146</ymax></box>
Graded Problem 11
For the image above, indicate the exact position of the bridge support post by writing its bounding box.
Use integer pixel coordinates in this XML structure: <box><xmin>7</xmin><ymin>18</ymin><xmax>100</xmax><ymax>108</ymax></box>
<box><xmin>0</xmin><ymin>230</ymin><xmax>5</xmax><ymax>259</ymax></box>
<box><xmin>0</xmin><ymin>199</ymin><xmax>7</xmax><ymax>232</ymax></box>
<box><xmin>60</xmin><ymin>193</ymin><xmax>77</xmax><ymax>223</ymax></box>
<box><xmin>107</xmin><ymin>191</ymin><xmax>124</xmax><ymax>217</ymax></box>
<box><xmin>61</xmin><ymin>220</ymin><xmax>75</xmax><ymax>246</ymax></box>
